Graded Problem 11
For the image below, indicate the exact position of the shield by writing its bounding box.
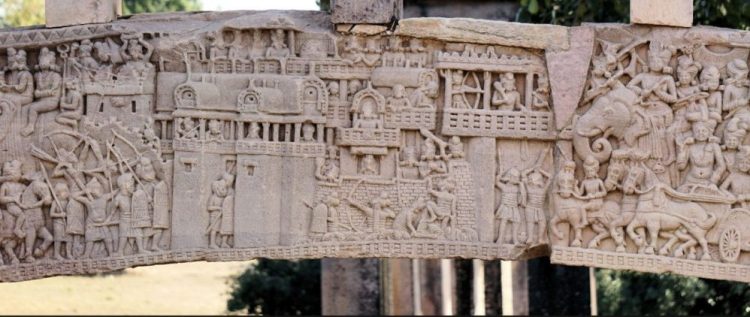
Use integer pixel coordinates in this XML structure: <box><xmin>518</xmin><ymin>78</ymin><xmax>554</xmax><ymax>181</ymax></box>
<box><xmin>132</xmin><ymin>189</ymin><xmax>151</xmax><ymax>228</ymax></box>
<box><xmin>152</xmin><ymin>181</ymin><xmax>170</xmax><ymax>229</ymax></box>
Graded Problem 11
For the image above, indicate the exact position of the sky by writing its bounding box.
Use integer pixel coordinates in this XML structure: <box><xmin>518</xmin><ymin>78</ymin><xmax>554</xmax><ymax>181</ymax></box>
<box><xmin>202</xmin><ymin>0</ymin><xmax>320</xmax><ymax>11</ymax></box>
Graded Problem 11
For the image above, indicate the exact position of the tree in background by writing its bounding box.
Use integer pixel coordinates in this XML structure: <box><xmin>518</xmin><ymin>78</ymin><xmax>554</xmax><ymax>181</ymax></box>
<box><xmin>516</xmin><ymin>0</ymin><xmax>750</xmax><ymax>29</ymax></box>
<box><xmin>2</xmin><ymin>0</ymin><xmax>45</xmax><ymax>27</ymax></box>
<box><xmin>122</xmin><ymin>0</ymin><xmax>201</xmax><ymax>15</ymax></box>
<box><xmin>227</xmin><ymin>259</ymin><xmax>321</xmax><ymax>315</ymax></box>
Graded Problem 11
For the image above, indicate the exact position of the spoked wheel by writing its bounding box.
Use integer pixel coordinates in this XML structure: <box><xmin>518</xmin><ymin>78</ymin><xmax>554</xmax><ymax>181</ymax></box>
<box><xmin>719</xmin><ymin>227</ymin><xmax>741</xmax><ymax>263</ymax></box>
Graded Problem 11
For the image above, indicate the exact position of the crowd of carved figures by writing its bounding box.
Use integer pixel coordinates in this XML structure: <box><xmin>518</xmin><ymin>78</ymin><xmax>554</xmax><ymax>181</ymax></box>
<box><xmin>556</xmin><ymin>37</ymin><xmax>750</xmax><ymax>264</ymax></box>
<box><xmin>0</xmin><ymin>33</ymin><xmax>170</xmax><ymax>265</ymax></box>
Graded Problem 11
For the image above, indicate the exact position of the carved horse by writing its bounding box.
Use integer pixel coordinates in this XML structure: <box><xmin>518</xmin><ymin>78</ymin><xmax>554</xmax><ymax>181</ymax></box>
<box><xmin>626</xmin><ymin>168</ymin><xmax>717</xmax><ymax>260</ymax></box>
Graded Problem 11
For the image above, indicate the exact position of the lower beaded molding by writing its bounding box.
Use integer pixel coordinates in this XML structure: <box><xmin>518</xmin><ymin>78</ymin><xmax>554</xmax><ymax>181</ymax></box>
<box><xmin>551</xmin><ymin>247</ymin><xmax>750</xmax><ymax>283</ymax></box>
<box><xmin>0</xmin><ymin>241</ymin><xmax>547</xmax><ymax>282</ymax></box>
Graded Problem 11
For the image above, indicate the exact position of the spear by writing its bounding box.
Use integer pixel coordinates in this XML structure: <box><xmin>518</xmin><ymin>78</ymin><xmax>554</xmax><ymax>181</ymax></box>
<box><xmin>39</xmin><ymin>162</ymin><xmax>65</xmax><ymax>223</ymax></box>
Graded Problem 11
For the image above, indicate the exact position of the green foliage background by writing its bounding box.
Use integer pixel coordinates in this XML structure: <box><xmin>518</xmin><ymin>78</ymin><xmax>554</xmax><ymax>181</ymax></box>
<box><xmin>122</xmin><ymin>0</ymin><xmax>201</xmax><ymax>15</ymax></box>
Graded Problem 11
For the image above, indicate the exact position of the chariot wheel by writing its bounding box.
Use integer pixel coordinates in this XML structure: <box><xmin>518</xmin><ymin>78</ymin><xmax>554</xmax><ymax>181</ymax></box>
<box><xmin>719</xmin><ymin>227</ymin><xmax>741</xmax><ymax>263</ymax></box>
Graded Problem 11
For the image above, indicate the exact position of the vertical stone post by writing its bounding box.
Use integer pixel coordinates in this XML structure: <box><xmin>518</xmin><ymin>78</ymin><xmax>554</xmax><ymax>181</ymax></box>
<box><xmin>381</xmin><ymin>259</ymin><xmax>415</xmax><ymax>315</ymax></box>
<box><xmin>45</xmin><ymin>0</ymin><xmax>121</xmax><ymax>28</ymax></box>
<box><xmin>501</xmin><ymin>261</ymin><xmax>529</xmax><ymax>315</ymax></box>
<box><xmin>321</xmin><ymin>259</ymin><xmax>381</xmax><ymax>315</ymax></box>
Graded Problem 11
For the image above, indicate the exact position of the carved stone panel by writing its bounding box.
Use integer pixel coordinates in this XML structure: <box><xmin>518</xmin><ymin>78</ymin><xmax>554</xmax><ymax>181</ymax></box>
<box><xmin>550</xmin><ymin>24</ymin><xmax>750</xmax><ymax>283</ymax></box>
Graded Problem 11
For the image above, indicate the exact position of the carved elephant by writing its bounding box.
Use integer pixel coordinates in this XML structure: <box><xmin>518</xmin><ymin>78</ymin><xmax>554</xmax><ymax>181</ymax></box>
<box><xmin>573</xmin><ymin>86</ymin><xmax>641</xmax><ymax>163</ymax></box>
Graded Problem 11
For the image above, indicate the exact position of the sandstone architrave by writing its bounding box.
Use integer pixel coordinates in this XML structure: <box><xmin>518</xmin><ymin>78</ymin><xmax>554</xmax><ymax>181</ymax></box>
<box><xmin>1</xmin><ymin>5</ymin><xmax>750</xmax><ymax>285</ymax></box>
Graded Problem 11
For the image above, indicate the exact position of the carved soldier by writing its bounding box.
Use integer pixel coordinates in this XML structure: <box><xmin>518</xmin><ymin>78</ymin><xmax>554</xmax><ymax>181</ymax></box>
<box><xmin>22</xmin><ymin>47</ymin><xmax>62</xmax><ymax>136</ymax></box>
<box><xmin>495</xmin><ymin>168</ymin><xmax>525</xmax><ymax>244</ymax></box>
<box><xmin>111</xmin><ymin>173</ymin><xmax>148</xmax><ymax>256</ymax></box>
<box><xmin>49</xmin><ymin>182</ymin><xmax>71</xmax><ymax>260</ymax></box>
<box><xmin>207</xmin><ymin>173</ymin><xmax>233</xmax><ymax>248</ymax></box>
<box><xmin>136</xmin><ymin>157</ymin><xmax>170</xmax><ymax>251</ymax></box>
<box><xmin>523</xmin><ymin>167</ymin><xmax>551</xmax><ymax>244</ymax></box>
<box><xmin>19</xmin><ymin>172</ymin><xmax>54</xmax><ymax>262</ymax></box>
<box><xmin>75</xmin><ymin>178</ymin><xmax>115</xmax><ymax>259</ymax></box>
<box><xmin>723</xmin><ymin>119</ymin><xmax>747</xmax><ymax>173</ymax></box>
<box><xmin>308</xmin><ymin>192</ymin><xmax>343</xmax><ymax>234</ymax></box>
<box><xmin>530</xmin><ymin>75</ymin><xmax>551</xmax><ymax>112</ymax></box>
<box><xmin>347</xmin><ymin>191</ymin><xmax>396</xmax><ymax>233</ymax></box>
<box><xmin>700</xmin><ymin>66</ymin><xmax>723</xmax><ymax>121</ymax></box>
<box><xmin>219</xmin><ymin>173</ymin><xmax>235</xmax><ymax>248</ymax></box>
<box><xmin>392</xmin><ymin>197</ymin><xmax>427</xmax><ymax>238</ymax></box>
<box><xmin>426</xmin><ymin>178</ymin><xmax>457</xmax><ymax>234</ymax></box>
<box><xmin>65</xmin><ymin>181</ymin><xmax>86</xmax><ymax>259</ymax></box>
<box><xmin>0</xmin><ymin>160</ymin><xmax>27</xmax><ymax>241</ymax></box>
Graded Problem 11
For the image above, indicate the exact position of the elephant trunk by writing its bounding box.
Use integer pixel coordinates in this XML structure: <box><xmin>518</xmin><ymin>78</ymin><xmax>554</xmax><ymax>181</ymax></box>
<box><xmin>573</xmin><ymin>129</ymin><xmax>613</xmax><ymax>163</ymax></box>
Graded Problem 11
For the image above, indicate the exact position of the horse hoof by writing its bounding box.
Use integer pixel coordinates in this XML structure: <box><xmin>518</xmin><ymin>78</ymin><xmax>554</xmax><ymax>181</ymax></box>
<box><xmin>571</xmin><ymin>240</ymin><xmax>582</xmax><ymax>248</ymax></box>
<box><xmin>701</xmin><ymin>254</ymin><xmax>711</xmax><ymax>261</ymax></box>
<box><xmin>645</xmin><ymin>247</ymin><xmax>655</xmax><ymax>255</ymax></box>
<box><xmin>674</xmin><ymin>249</ymin><xmax>685</xmax><ymax>258</ymax></box>
<box><xmin>587</xmin><ymin>240</ymin><xmax>599</xmax><ymax>249</ymax></box>
<box><xmin>658</xmin><ymin>248</ymin><xmax>669</xmax><ymax>256</ymax></box>
<box><xmin>616</xmin><ymin>246</ymin><xmax>626</xmax><ymax>253</ymax></box>
<box><xmin>687</xmin><ymin>253</ymin><xmax>696</xmax><ymax>261</ymax></box>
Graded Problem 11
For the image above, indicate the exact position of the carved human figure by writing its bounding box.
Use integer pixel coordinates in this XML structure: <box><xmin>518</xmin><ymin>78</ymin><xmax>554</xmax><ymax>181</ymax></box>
<box><xmin>360</xmin><ymin>154</ymin><xmax>378</xmax><ymax>176</ymax></box>
<box><xmin>410</xmin><ymin>80</ymin><xmax>438</xmax><ymax>109</ymax></box>
<box><xmin>348</xmin><ymin>80</ymin><xmax>362</xmax><ymax>101</ymax></box>
<box><xmin>700</xmin><ymin>66</ymin><xmax>723</xmax><ymax>121</ymax></box>
<box><xmin>352</xmin><ymin>96</ymin><xmax>382</xmax><ymax>129</ymax></box>
<box><xmin>492</xmin><ymin>73</ymin><xmax>525</xmax><ymax>111</ymax></box>
<box><xmin>626</xmin><ymin>42</ymin><xmax>678</xmax><ymax>184</ymax></box>
<box><xmin>22</xmin><ymin>47</ymin><xmax>62</xmax><ymax>136</ymax></box>
<box><xmin>65</xmin><ymin>182</ymin><xmax>86</xmax><ymax>258</ymax></box>
<box><xmin>109</xmin><ymin>173</ymin><xmax>149</xmax><ymax>256</ymax></box>
<box><xmin>20</xmin><ymin>172</ymin><xmax>54</xmax><ymax>262</ymax></box>
<box><xmin>177</xmin><ymin>118</ymin><xmax>199</xmax><ymax>140</ymax></box>
<box><xmin>495</xmin><ymin>168</ymin><xmax>525</xmax><ymax>244</ymax></box>
<box><xmin>523</xmin><ymin>167</ymin><xmax>550</xmax><ymax>244</ymax></box>
<box><xmin>671</xmin><ymin>55</ymin><xmax>710</xmax><ymax>142</ymax></box>
<box><xmin>386</xmin><ymin>84</ymin><xmax>411</xmax><ymax>112</ymax></box>
<box><xmin>55</xmin><ymin>81</ymin><xmax>83</xmax><ymax>130</ymax></box>
<box><xmin>676</xmin><ymin>119</ymin><xmax>725</xmax><ymax>191</ymax></box>
<box><xmin>530</xmin><ymin>75</ymin><xmax>551</xmax><ymax>112</ymax></box>
<box><xmin>207</xmin><ymin>173</ymin><xmax>234</xmax><ymax>248</ymax></box>
<box><xmin>266</xmin><ymin>29</ymin><xmax>291</xmax><ymax>58</ymax></box>
<box><xmin>723</xmin><ymin>58</ymin><xmax>749</xmax><ymax>121</ymax></box>
<box><xmin>393</xmin><ymin>197</ymin><xmax>427</xmax><ymax>238</ymax></box>
<box><xmin>75</xmin><ymin>178</ymin><xmax>115</xmax><ymax>259</ymax></box>
<box><xmin>448</xmin><ymin>136</ymin><xmax>465</xmax><ymax>159</ymax></box>
<box><xmin>136</xmin><ymin>157</ymin><xmax>170</xmax><ymax>251</ymax></box>
<box><xmin>219</xmin><ymin>173</ymin><xmax>235</xmax><ymax>248</ymax></box>
<box><xmin>578</xmin><ymin>156</ymin><xmax>606</xmax><ymax>225</ymax></box>
<box><xmin>301</xmin><ymin>123</ymin><xmax>316</xmax><ymax>143</ymax></box>
<box><xmin>207</xmin><ymin>119</ymin><xmax>224</xmax><ymax>141</ymax></box>
<box><xmin>1</xmin><ymin>49</ymin><xmax>34</xmax><ymax>115</ymax></box>
<box><xmin>246</xmin><ymin>122</ymin><xmax>261</xmax><ymax>140</ymax></box>
<box><xmin>723</xmin><ymin>119</ymin><xmax>748</xmax><ymax>173</ymax></box>
<box><xmin>348</xmin><ymin>191</ymin><xmax>396</xmax><ymax>233</ymax></box>
<box><xmin>426</xmin><ymin>178</ymin><xmax>457</xmax><ymax>234</ymax></box>
<box><xmin>721</xmin><ymin>146</ymin><xmax>750</xmax><ymax>208</ymax></box>
<box><xmin>308</xmin><ymin>192</ymin><xmax>343</xmax><ymax>234</ymax></box>
<box><xmin>0</xmin><ymin>161</ymin><xmax>28</xmax><ymax>242</ymax></box>
<box><xmin>328</xmin><ymin>82</ymin><xmax>340</xmax><ymax>101</ymax></box>
<box><xmin>118</xmin><ymin>35</ymin><xmax>154</xmax><ymax>79</ymax></box>
<box><xmin>49</xmin><ymin>183</ymin><xmax>72</xmax><ymax>260</ymax></box>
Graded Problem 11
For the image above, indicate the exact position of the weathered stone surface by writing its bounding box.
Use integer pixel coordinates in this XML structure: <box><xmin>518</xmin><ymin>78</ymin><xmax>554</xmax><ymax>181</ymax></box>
<box><xmin>395</xmin><ymin>18</ymin><xmax>570</xmax><ymax>50</ymax></box>
<box><xmin>331</xmin><ymin>0</ymin><xmax>403</xmax><ymax>24</ymax></box>
<box><xmin>45</xmin><ymin>0</ymin><xmax>121</xmax><ymax>28</ymax></box>
<box><xmin>335</xmin><ymin>24</ymin><xmax>389</xmax><ymax>36</ymax></box>
<box><xmin>630</xmin><ymin>0</ymin><xmax>693</xmax><ymax>28</ymax></box>
<box><xmin>546</xmin><ymin>26</ymin><xmax>594</xmax><ymax>130</ymax></box>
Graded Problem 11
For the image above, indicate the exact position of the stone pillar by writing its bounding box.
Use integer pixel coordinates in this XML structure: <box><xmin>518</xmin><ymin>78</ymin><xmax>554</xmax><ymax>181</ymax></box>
<box><xmin>331</xmin><ymin>0</ymin><xmax>403</xmax><ymax>24</ymax></box>
<box><xmin>630</xmin><ymin>0</ymin><xmax>693</xmax><ymax>27</ymax></box>
<box><xmin>381</xmin><ymin>259</ymin><xmax>414</xmax><ymax>315</ymax></box>
<box><xmin>321</xmin><ymin>259</ymin><xmax>381</xmax><ymax>315</ymax></box>
<box><xmin>472</xmin><ymin>259</ymin><xmax>486</xmax><ymax>315</ymax></box>
<box><xmin>501</xmin><ymin>260</ymin><xmax>529</xmax><ymax>315</ymax></box>
<box><xmin>467</xmin><ymin>137</ymin><xmax>496</xmax><ymax>242</ymax></box>
<box><xmin>45</xmin><ymin>0</ymin><xmax>121</xmax><ymax>28</ymax></box>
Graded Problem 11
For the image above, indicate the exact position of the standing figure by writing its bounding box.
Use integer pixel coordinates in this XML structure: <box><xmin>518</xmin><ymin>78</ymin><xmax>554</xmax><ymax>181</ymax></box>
<box><xmin>65</xmin><ymin>183</ymin><xmax>86</xmax><ymax>259</ymax></box>
<box><xmin>74</xmin><ymin>178</ymin><xmax>115</xmax><ymax>259</ymax></box>
<box><xmin>494</xmin><ymin>168</ymin><xmax>525</xmax><ymax>244</ymax></box>
<box><xmin>348</xmin><ymin>191</ymin><xmax>396</xmax><ymax>233</ymax></box>
<box><xmin>523</xmin><ymin>167</ymin><xmax>551</xmax><ymax>244</ymax></box>
<box><xmin>136</xmin><ymin>158</ymin><xmax>170</xmax><ymax>251</ymax></box>
<box><xmin>206</xmin><ymin>173</ymin><xmax>233</xmax><ymax>248</ymax></box>
<box><xmin>20</xmin><ymin>172</ymin><xmax>54</xmax><ymax>262</ymax></box>
<box><xmin>626</xmin><ymin>42</ymin><xmax>678</xmax><ymax>185</ymax></box>
<box><xmin>531</xmin><ymin>76</ymin><xmax>551</xmax><ymax>111</ymax></box>
<box><xmin>110</xmin><ymin>173</ymin><xmax>148</xmax><ymax>256</ymax></box>
<box><xmin>219</xmin><ymin>173</ymin><xmax>235</xmax><ymax>248</ymax></box>
<box><xmin>0</xmin><ymin>161</ymin><xmax>27</xmax><ymax>241</ymax></box>
<box><xmin>49</xmin><ymin>183</ymin><xmax>71</xmax><ymax>260</ymax></box>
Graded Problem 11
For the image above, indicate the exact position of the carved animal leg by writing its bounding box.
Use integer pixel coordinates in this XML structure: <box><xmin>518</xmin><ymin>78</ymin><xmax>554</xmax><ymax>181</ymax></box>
<box><xmin>549</xmin><ymin>215</ymin><xmax>565</xmax><ymax>241</ymax></box>
<box><xmin>645</xmin><ymin>223</ymin><xmax>659</xmax><ymax>255</ymax></box>
<box><xmin>588</xmin><ymin>221</ymin><xmax>609</xmax><ymax>248</ymax></box>
<box><xmin>658</xmin><ymin>232</ymin><xmax>679</xmax><ymax>256</ymax></box>
<box><xmin>571</xmin><ymin>227</ymin><xmax>583</xmax><ymax>248</ymax></box>
<box><xmin>626</xmin><ymin>221</ymin><xmax>644</xmax><ymax>249</ymax></box>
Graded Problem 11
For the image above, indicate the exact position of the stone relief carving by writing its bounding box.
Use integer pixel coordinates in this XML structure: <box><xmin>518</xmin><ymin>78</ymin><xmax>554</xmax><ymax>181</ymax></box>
<box><xmin>551</xmin><ymin>25</ymin><xmax>750</xmax><ymax>283</ymax></box>
<box><xmin>2</xmin><ymin>9</ymin><xmax>750</xmax><ymax>284</ymax></box>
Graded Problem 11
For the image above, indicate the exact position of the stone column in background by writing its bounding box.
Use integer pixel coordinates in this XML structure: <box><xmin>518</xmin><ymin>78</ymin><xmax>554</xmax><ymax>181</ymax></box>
<box><xmin>321</xmin><ymin>259</ymin><xmax>381</xmax><ymax>315</ymax></box>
